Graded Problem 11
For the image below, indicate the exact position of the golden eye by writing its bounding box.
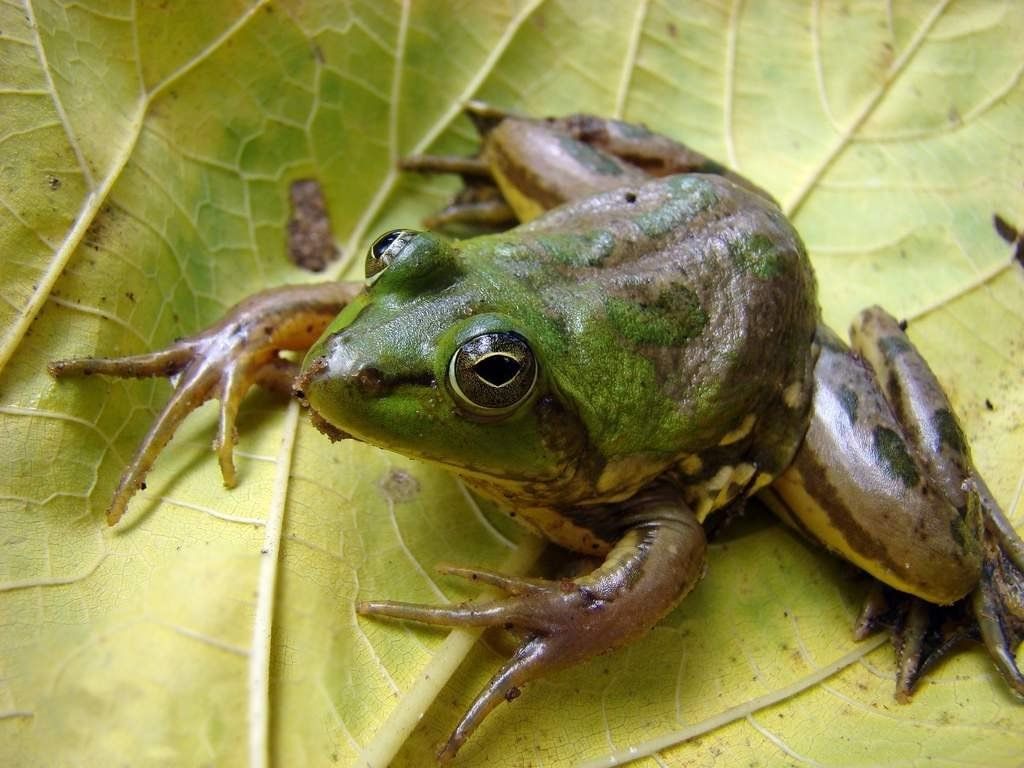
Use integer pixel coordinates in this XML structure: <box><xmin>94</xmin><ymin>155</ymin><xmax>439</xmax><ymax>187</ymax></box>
<box><xmin>448</xmin><ymin>332</ymin><xmax>537</xmax><ymax>414</ymax></box>
<box><xmin>365</xmin><ymin>229</ymin><xmax>419</xmax><ymax>281</ymax></box>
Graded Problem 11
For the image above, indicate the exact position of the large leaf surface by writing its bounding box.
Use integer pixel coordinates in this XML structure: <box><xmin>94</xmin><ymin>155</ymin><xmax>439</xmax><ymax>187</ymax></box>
<box><xmin>1</xmin><ymin>1</ymin><xmax>1022</xmax><ymax>765</ymax></box>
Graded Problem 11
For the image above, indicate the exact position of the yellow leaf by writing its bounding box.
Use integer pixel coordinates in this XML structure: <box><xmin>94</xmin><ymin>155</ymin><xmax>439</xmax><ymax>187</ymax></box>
<box><xmin>1</xmin><ymin>1</ymin><xmax>1022</xmax><ymax>766</ymax></box>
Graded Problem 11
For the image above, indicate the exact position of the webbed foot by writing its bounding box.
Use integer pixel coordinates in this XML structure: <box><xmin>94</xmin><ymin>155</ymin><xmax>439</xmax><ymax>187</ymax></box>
<box><xmin>359</xmin><ymin>505</ymin><xmax>706</xmax><ymax>761</ymax></box>
<box><xmin>971</xmin><ymin>479</ymin><xmax>1024</xmax><ymax>696</ymax></box>
<box><xmin>852</xmin><ymin>479</ymin><xmax>1024</xmax><ymax>699</ymax></box>
<box><xmin>853</xmin><ymin>583</ymin><xmax>975</xmax><ymax>698</ymax></box>
<box><xmin>49</xmin><ymin>282</ymin><xmax>358</xmax><ymax>523</ymax></box>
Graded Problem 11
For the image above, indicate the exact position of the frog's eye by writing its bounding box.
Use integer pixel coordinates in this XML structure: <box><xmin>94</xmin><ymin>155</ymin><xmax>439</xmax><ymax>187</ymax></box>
<box><xmin>448</xmin><ymin>332</ymin><xmax>537</xmax><ymax>415</ymax></box>
<box><xmin>366</xmin><ymin>229</ymin><xmax>419</xmax><ymax>282</ymax></box>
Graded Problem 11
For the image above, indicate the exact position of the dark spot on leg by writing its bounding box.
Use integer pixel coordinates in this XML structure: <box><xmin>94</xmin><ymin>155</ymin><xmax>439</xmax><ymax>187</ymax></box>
<box><xmin>838</xmin><ymin>385</ymin><xmax>859</xmax><ymax>426</ymax></box>
<box><xmin>878</xmin><ymin>334</ymin><xmax>913</xmax><ymax>360</ymax></box>
<box><xmin>933</xmin><ymin>408</ymin><xmax>967</xmax><ymax>456</ymax></box>
<box><xmin>872</xmin><ymin>426</ymin><xmax>921</xmax><ymax>489</ymax></box>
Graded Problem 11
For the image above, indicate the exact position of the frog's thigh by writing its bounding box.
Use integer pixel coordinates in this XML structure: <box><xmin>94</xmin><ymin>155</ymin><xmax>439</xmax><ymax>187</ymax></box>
<box><xmin>769</xmin><ymin>321</ymin><xmax>982</xmax><ymax>605</ymax></box>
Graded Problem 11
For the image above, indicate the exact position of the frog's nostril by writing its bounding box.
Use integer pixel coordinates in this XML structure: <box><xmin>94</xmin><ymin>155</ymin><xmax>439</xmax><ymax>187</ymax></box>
<box><xmin>355</xmin><ymin>366</ymin><xmax>386</xmax><ymax>397</ymax></box>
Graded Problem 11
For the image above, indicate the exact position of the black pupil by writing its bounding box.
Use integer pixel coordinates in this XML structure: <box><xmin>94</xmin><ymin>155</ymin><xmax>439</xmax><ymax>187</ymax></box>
<box><xmin>474</xmin><ymin>355</ymin><xmax>520</xmax><ymax>387</ymax></box>
<box><xmin>372</xmin><ymin>230</ymin><xmax>402</xmax><ymax>258</ymax></box>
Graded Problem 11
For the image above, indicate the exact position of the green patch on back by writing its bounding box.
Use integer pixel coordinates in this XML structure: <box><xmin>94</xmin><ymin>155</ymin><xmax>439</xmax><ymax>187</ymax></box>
<box><xmin>558</xmin><ymin>136</ymin><xmax>624</xmax><ymax>176</ymax></box>
<box><xmin>532</xmin><ymin>229</ymin><xmax>617</xmax><ymax>268</ymax></box>
<box><xmin>729</xmin><ymin>233</ymin><xmax>786</xmax><ymax>278</ymax></box>
<box><xmin>605</xmin><ymin>283</ymin><xmax>707</xmax><ymax>346</ymax></box>
<box><xmin>872</xmin><ymin>426</ymin><xmax>920</xmax><ymax>488</ymax></box>
<box><xmin>634</xmin><ymin>176</ymin><xmax>718</xmax><ymax>238</ymax></box>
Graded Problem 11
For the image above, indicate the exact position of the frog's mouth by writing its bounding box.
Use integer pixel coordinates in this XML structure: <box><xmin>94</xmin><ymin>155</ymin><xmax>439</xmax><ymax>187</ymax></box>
<box><xmin>292</xmin><ymin>356</ymin><xmax>354</xmax><ymax>443</ymax></box>
<box><xmin>307</xmin><ymin>407</ymin><xmax>353</xmax><ymax>443</ymax></box>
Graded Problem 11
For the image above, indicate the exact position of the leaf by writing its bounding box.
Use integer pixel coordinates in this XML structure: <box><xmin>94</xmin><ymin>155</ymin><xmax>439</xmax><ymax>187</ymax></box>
<box><xmin>1</xmin><ymin>1</ymin><xmax>1023</xmax><ymax>766</ymax></box>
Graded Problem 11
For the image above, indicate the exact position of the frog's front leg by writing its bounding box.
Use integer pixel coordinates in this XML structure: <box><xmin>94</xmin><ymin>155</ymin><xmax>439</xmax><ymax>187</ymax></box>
<box><xmin>49</xmin><ymin>282</ymin><xmax>360</xmax><ymax>523</ymax></box>
<box><xmin>768</xmin><ymin>307</ymin><xmax>1024</xmax><ymax>695</ymax></box>
<box><xmin>359</xmin><ymin>488</ymin><xmax>706</xmax><ymax>762</ymax></box>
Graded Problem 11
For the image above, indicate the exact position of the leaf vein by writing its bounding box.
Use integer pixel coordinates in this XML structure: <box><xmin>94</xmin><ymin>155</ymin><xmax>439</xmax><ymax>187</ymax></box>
<box><xmin>784</xmin><ymin>0</ymin><xmax>953</xmax><ymax>217</ymax></box>
<box><xmin>614</xmin><ymin>0</ymin><xmax>649</xmax><ymax>120</ymax></box>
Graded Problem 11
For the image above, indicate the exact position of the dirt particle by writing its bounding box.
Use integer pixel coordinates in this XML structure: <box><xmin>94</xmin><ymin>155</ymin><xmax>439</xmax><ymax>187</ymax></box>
<box><xmin>993</xmin><ymin>213</ymin><xmax>1024</xmax><ymax>266</ymax></box>
<box><xmin>993</xmin><ymin>213</ymin><xmax>1018</xmax><ymax>243</ymax></box>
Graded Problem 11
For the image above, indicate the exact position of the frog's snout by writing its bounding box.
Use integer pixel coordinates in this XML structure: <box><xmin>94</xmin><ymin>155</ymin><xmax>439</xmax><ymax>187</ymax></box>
<box><xmin>293</xmin><ymin>348</ymin><xmax>360</xmax><ymax>443</ymax></box>
<box><xmin>297</xmin><ymin>332</ymin><xmax>388</xmax><ymax>400</ymax></box>
<box><xmin>292</xmin><ymin>354</ymin><xmax>327</xmax><ymax>403</ymax></box>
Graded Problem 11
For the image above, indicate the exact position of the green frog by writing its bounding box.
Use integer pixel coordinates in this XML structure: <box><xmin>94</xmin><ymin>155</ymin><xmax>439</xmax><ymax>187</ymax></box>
<box><xmin>50</xmin><ymin>105</ymin><xmax>1024</xmax><ymax>761</ymax></box>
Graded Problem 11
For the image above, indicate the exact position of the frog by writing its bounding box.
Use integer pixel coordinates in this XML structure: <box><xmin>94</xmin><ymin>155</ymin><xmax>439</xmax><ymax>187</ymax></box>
<box><xmin>49</xmin><ymin>104</ymin><xmax>1024</xmax><ymax>761</ymax></box>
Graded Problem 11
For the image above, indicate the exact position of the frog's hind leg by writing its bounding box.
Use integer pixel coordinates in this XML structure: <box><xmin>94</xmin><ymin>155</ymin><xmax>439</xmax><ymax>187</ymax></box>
<box><xmin>543</xmin><ymin>113</ymin><xmax>774</xmax><ymax>199</ymax></box>
<box><xmin>768</xmin><ymin>307</ymin><xmax>1024</xmax><ymax>696</ymax></box>
<box><xmin>403</xmin><ymin>103</ymin><xmax>776</xmax><ymax>231</ymax></box>
<box><xmin>399</xmin><ymin>154</ymin><xmax>517</xmax><ymax>230</ymax></box>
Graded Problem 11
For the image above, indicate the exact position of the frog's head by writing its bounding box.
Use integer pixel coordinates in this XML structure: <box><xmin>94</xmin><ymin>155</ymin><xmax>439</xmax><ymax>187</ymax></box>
<box><xmin>296</xmin><ymin>229</ymin><xmax>589</xmax><ymax>486</ymax></box>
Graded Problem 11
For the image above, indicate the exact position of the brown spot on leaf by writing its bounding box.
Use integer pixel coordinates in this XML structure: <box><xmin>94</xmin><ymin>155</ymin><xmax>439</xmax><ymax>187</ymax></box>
<box><xmin>378</xmin><ymin>468</ymin><xmax>420</xmax><ymax>503</ymax></box>
<box><xmin>288</xmin><ymin>179</ymin><xmax>340</xmax><ymax>272</ymax></box>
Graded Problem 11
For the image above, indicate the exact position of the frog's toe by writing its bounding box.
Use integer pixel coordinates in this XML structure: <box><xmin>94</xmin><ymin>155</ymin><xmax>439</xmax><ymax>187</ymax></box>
<box><xmin>356</xmin><ymin>574</ymin><xmax>575</xmax><ymax>637</ymax></box>
<box><xmin>49</xmin><ymin>345</ymin><xmax>195</xmax><ymax>380</ymax></box>
<box><xmin>103</xmin><ymin>360</ymin><xmax>224</xmax><ymax>524</ymax></box>
<box><xmin>50</xmin><ymin>342</ymin><xmax>210</xmax><ymax>524</ymax></box>
<box><xmin>435</xmin><ymin>635</ymin><xmax>562</xmax><ymax>763</ymax></box>
<box><xmin>892</xmin><ymin>599</ymin><xmax>976</xmax><ymax>699</ymax></box>
<box><xmin>433</xmin><ymin>563</ymin><xmax>554</xmax><ymax>595</ymax></box>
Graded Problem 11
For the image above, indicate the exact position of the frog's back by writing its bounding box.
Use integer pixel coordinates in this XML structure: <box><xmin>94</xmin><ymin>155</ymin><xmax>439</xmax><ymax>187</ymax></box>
<box><xmin>479</xmin><ymin>174</ymin><xmax>819</xmax><ymax>514</ymax></box>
